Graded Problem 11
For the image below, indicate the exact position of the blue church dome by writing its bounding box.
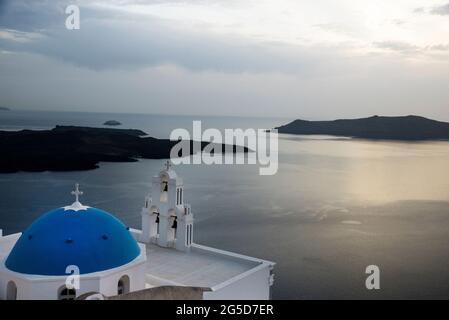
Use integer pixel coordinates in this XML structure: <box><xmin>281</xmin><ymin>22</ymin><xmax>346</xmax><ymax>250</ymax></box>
<box><xmin>5</xmin><ymin>193</ymin><xmax>140</xmax><ymax>276</ymax></box>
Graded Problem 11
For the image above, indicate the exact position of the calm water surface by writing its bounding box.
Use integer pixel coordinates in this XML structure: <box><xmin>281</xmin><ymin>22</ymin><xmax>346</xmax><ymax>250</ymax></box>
<box><xmin>1</xmin><ymin>110</ymin><xmax>449</xmax><ymax>299</ymax></box>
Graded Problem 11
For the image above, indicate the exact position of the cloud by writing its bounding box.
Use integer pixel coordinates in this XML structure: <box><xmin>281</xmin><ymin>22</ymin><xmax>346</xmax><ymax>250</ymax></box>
<box><xmin>1</xmin><ymin>0</ymin><xmax>449</xmax><ymax>120</ymax></box>
<box><xmin>0</xmin><ymin>0</ymin><xmax>446</xmax><ymax>73</ymax></box>
<box><xmin>373</xmin><ymin>41</ymin><xmax>449</xmax><ymax>57</ymax></box>
<box><xmin>413</xmin><ymin>7</ymin><xmax>425</xmax><ymax>14</ymax></box>
<box><xmin>0</xmin><ymin>0</ymin><xmax>68</xmax><ymax>32</ymax></box>
<box><xmin>431</xmin><ymin>3</ymin><xmax>449</xmax><ymax>15</ymax></box>
<box><xmin>0</xmin><ymin>29</ymin><xmax>43</xmax><ymax>43</ymax></box>
<box><xmin>0</xmin><ymin>19</ymin><xmax>321</xmax><ymax>73</ymax></box>
<box><xmin>390</xmin><ymin>19</ymin><xmax>405</xmax><ymax>26</ymax></box>
<box><xmin>313</xmin><ymin>22</ymin><xmax>356</xmax><ymax>37</ymax></box>
<box><xmin>0</xmin><ymin>1</ymin><xmax>340</xmax><ymax>74</ymax></box>
<box><xmin>429</xmin><ymin>44</ymin><xmax>449</xmax><ymax>51</ymax></box>
<box><xmin>414</xmin><ymin>3</ymin><xmax>449</xmax><ymax>16</ymax></box>
<box><xmin>373</xmin><ymin>41</ymin><xmax>420</xmax><ymax>54</ymax></box>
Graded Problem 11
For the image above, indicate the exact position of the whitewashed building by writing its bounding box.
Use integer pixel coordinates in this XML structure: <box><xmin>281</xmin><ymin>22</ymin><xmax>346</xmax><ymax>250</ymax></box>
<box><xmin>0</xmin><ymin>163</ymin><xmax>275</xmax><ymax>300</ymax></box>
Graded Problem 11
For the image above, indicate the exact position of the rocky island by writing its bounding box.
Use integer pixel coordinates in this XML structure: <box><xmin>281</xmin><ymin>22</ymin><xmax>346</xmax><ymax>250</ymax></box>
<box><xmin>276</xmin><ymin>115</ymin><xmax>449</xmax><ymax>140</ymax></box>
<box><xmin>0</xmin><ymin>126</ymin><xmax>248</xmax><ymax>173</ymax></box>
<box><xmin>103</xmin><ymin>120</ymin><xmax>121</xmax><ymax>126</ymax></box>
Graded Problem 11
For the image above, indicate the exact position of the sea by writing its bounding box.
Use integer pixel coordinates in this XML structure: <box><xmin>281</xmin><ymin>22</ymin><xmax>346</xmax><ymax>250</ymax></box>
<box><xmin>1</xmin><ymin>109</ymin><xmax>449</xmax><ymax>299</ymax></box>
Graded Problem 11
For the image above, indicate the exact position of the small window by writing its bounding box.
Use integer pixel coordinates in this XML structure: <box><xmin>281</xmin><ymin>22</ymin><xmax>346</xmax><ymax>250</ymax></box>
<box><xmin>186</xmin><ymin>224</ymin><xmax>192</xmax><ymax>246</ymax></box>
<box><xmin>59</xmin><ymin>286</ymin><xmax>76</xmax><ymax>300</ymax></box>
<box><xmin>6</xmin><ymin>281</ymin><xmax>17</xmax><ymax>300</ymax></box>
<box><xmin>117</xmin><ymin>275</ymin><xmax>130</xmax><ymax>295</ymax></box>
<box><xmin>118</xmin><ymin>280</ymin><xmax>124</xmax><ymax>295</ymax></box>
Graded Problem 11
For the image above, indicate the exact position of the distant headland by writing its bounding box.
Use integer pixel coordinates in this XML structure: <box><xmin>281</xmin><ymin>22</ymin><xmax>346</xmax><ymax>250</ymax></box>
<box><xmin>275</xmin><ymin>115</ymin><xmax>449</xmax><ymax>140</ymax></box>
<box><xmin>0</xmin><ymin>126</ymin><xmax>248</xmax><ymax>173</ymax></box>
<box><xmin>0</xmin><ymin>107</ymin><xmax>10</xmax><ymax>111</ymax></box>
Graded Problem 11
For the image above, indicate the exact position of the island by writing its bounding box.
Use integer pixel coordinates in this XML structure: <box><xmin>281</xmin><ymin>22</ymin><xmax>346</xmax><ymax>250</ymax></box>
<box><xmin>0</xmin><ymin>107</ymin><xmax>10</xmax><ymax>111</ymax></box>
<box><xmin>0</xmin><ymin>126</ymin><xmax>248</xmax><ymax>173</ymax></box>
<box><xmin>103</xmin><ymin>120</ymin><xmax>121</xmax><ymax>126</ymax></box>
<box><xmin>275</xmin><ymin>115</ymin><xmax>449</xmax><ymax>140</ymax></box>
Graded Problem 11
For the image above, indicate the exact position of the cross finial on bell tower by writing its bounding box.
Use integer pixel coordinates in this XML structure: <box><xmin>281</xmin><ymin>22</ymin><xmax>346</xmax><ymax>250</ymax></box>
<box><xmin>71</xmin><ymin>183</ymin><xmax>83</xmax><ymax>203</ymax></box>
<box><xmin>165</xmin><ymin>160</ymin><xmax>171</xmax><ymax>171</ymax></box>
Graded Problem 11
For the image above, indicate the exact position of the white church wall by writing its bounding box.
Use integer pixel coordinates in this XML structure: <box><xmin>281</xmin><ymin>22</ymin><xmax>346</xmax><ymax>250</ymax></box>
<box><xmin>191</xmin><ymin>244</ymin><xmax>274</xmax><ymax>300</ymax></box>
<box><xmin>0</xmin><ymin>272</ymin><xmax>23</xmax><ymax>300</ymax></box>
<box><xmin>191</xmin><ymin>244</ymin><xmax>272</xmax><ymax>267</ymax></box>
<box><xmin>0</xmin><ymin>243</ymin><xmax>147</xmax><ymax>300</ymax></box>
<box><xmin>98</xmin><ymin>243</ymin><xmax>147</xmax><ymax>296</ymax></box>
<box><xmin>28</xmin><ymin>278</ymin><xmax>100</xmax><ymax>300</ymax></box>
<box><xmin>140</xmin><ymin>209</ymin><xmax>151</xmax><ymax>242</ymax></box>
<box><xmin>0</xmin><ymin>265</ymin><xmax>147</xmax><ymax>300</ymax></box>
<box><xmin>203</xmin><ymin>265</ymin><xmax>271</xmax><ymax>300</ymax></box>
<box><xmin>130</xmin><ymin>228</ymin><xmax>143</xmax><ymax>241</ymax></box>
<box><xmin>99</xmin><ymin>261</ymin><xmax>146</xmax><ymax>296</ymax></box>
<box><xmin>0</xmin><ymin>268</ymin><xmax>105</xmax><ymax>300</ymax></box>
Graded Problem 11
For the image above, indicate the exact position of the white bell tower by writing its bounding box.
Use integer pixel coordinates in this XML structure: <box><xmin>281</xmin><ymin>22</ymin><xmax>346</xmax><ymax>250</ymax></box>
<box><xmin>140</xmin><ymin>161</ymin><xmax>194</xmax><ymax>252</ymax></box>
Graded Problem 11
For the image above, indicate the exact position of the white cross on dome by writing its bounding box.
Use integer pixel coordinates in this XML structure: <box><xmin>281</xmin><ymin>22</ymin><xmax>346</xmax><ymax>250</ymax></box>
<box><xmin>71</xmin><ymin>183</ymin><xmax>83</xmax><ymax>203</ymax></box>
<box><xmin>64</xmin><ymin>183</ymin><xmax>89</xmax><ymax>211</ymax></box>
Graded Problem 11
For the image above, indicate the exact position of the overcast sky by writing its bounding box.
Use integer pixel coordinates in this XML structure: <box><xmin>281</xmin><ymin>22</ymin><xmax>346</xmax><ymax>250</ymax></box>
<box><xmin>0</xmin><ymin>0</ymin><xmax>449</xmax><ymax>120</ymax></box>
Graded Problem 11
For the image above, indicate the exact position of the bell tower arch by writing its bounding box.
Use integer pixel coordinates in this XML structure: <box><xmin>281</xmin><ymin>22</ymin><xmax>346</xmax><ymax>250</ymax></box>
<box><xmin>140</xmin><ymin>161</ymin><xmax>194</xmax><ymax>251</ymax></box>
